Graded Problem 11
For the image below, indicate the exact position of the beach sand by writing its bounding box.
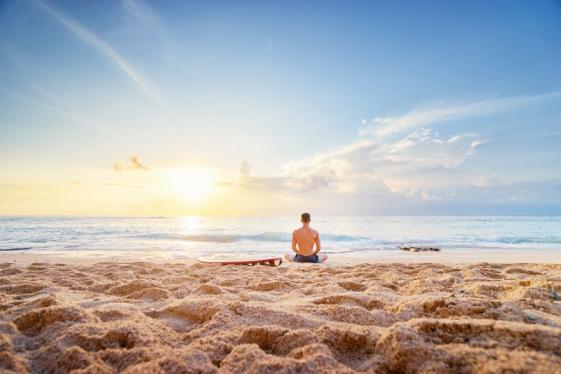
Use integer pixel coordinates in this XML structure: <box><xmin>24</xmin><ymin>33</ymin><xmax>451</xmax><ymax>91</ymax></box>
<box><xmin>1</xmin><ymin>257</ymin><xmax>561</xmax><ymax>373</ymax></box>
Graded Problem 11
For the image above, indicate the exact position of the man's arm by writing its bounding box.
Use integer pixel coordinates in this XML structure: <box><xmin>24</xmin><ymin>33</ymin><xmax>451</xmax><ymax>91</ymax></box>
<box><xmin>314</xmin><ymin>232</ymin><xmax>321</xmax><ymax>254</ymax></box>
<box><xmin>291</xmin><ymin>232</ymin><xmax>298</xmax><ymax>254</ymax></box>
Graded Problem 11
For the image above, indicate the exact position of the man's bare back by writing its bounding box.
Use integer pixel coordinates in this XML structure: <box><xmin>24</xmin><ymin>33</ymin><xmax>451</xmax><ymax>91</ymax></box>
<box><xmin>292</xmin><ymin>213</ymin><xmax>321</xmax><ymax>257</ymax></box>
<box><xmin>292</xmin><ymin>226</ymin><xmax>320</xmax><ymax>256</ymax></box>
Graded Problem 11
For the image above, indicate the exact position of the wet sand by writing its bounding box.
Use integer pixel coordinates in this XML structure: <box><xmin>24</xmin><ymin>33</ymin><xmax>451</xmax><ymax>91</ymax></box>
<box><xmin>1</xmin><ymin>258</ymin><xmax>561</xmax><ymax>373</ymax></box>
<box><xmin>3</xmin><ymin>248</ymin><xmax>561</xmax><ymax>266</ymax></box>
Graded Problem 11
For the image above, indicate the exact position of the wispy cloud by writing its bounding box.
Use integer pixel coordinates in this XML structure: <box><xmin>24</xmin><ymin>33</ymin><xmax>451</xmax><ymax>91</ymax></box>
<box><xmin>123</xmin><ymin>0</ymin><xmax>162</xmax><ymax>31</ymax></box>
<box><xmin>360</xmin><ymin>92</ymin><xmax>561</xmax><ymax>138</ymax></box>
<box><xmin>121</xmin><ymin>0</ymin><xmax>197</xmax><ymax>79</ymax></box>
<box><xmin>32</xmin><ymin>0</ymin><xmax>160</xmax><ymax>104</ymax></box>
<box><xmin>34</xmin><ymin>99</ymin><xmax>117</xmax><ymax>137</ymax></box>
<box><xmin>1</xmin><ymin>44</ymin><xmax>117</xmax><ymax>137</ymax></box>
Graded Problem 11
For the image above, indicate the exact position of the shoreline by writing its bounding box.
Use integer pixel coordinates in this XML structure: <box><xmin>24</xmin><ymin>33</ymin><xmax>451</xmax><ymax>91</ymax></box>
<box><xmin>1</xmin><ymin>248</ymin><xmax>561</xmax><ymax>266</ymax></box>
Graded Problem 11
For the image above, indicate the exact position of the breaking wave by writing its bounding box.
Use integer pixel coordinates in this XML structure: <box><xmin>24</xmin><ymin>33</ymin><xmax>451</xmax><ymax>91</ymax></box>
<box><xmin>174</xmin><ymin>232</ymin><xmax>368</xmax><ymax>243</ymax></box>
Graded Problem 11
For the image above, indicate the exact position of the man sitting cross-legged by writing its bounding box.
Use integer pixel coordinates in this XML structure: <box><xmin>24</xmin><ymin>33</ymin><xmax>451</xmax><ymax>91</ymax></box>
<box><xmin>288</xmin><ymin>212</ymin><xmax>321</xmax><ymax>263</ymax></box>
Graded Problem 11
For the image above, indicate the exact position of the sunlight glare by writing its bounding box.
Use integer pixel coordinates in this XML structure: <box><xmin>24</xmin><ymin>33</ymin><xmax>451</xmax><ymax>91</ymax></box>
<box><xmin>164</xmin><ymin>167</ymin><xmax>216</xmax><ymax>202</ymax></box>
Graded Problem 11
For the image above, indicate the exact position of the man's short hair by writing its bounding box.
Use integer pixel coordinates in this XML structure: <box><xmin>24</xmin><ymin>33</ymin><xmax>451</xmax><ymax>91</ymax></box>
<box><xmin>301</xmin><ymin>212</ymin><xmax>311</xmax><ymax>223</ymax></box>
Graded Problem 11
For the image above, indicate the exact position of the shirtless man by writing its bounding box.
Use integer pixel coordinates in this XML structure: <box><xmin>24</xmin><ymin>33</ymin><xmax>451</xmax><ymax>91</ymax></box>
<box><xmin>290</xmin><ymin>212</ymin><xmax>321</xmax><ymax>263</ymax></box>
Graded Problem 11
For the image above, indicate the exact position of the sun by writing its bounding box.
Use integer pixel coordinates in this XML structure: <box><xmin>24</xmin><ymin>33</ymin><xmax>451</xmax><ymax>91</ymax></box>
<box><xmin>163</xmin><ymin>167</ymin><xmax>216</xmax><ymax>202</ymax></box>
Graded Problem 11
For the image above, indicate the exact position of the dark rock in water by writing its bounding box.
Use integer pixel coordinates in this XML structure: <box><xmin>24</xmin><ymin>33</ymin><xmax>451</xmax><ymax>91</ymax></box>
<box><xmin>399</xmin><ymin>246</ymin><xmax>441</xmax><ymax>252</ymax></box>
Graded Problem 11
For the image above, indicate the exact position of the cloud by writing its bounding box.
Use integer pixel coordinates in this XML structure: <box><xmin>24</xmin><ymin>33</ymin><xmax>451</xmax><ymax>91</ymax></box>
<box><xmin>114</xmin><ymin>156</ymin><xmax>149</xmax><ymax>171</ymax></box>
<box><xmin>471</xmin><ymin>175</ymin><xmax>504</xmax><ymax>188</ymax></box>
<box><xmin>279</xmin><ymin>128</ymin><xmax>484</xmax><ymax>194</ymax></box>
<box><xmin>123</xmin><ymin>0</ymin><xmax>162</xmax><ymax>31</ymax></box>
<box><xmin>34</xmin><ymin>98</ymin><xmax>117</xmax><ymax>137</ymax></box>
<box><xmin>385</xmin><ymin>128</ymin><xmax>484</xmax><ymax>168</ymax></box>
<box><xmin>121</xmin><ymin>0</ymin><xmax>197</xmax><ymax>80</ymax></box>
<box><xmin>238</xmin><ymin>176</ymin><xmax>286</xmax><ymax>191</ymax></box>
<box><xmin>240</xmin><ymin>161</ymin><xmax>252</xmax><ymax>177</ymax></box>
<box><xmin>33</xmin><ymin>0</ymin><xmax>160</xmax><ymax>104</ymax></box>
<box><xmin>360</xmin><ymin>92</ymin><xmax>561</xmax><ymax>139</ymax></box>
<box><xmin>1</xmin><ymin>44</ymin><xmax>117</xmax><ymax>137</ymax></box>
<box><xmin>425</xmin><ymin>179</ymin><xmax>561</xmax><ymax>209</ymax></box>
<box><xmin>259</xmin><ymin>93</ymin><xmax>557</xmax><ymax>203</ymax></box>
<box><xmin>129</xmin><ymin>156</ymin><xmax>149</xmax><ymax>170</ymax></box>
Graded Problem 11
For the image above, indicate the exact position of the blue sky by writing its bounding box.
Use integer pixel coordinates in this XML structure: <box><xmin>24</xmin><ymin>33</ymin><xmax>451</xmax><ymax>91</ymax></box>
<box><xmin>1</xmin><ymin>0</ymin><xmax>561</xmax><ymax>215</ymax></box>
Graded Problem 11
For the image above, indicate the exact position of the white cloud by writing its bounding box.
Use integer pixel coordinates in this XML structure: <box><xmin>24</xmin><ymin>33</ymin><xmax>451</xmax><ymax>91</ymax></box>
<box><xmin>405</xmin><ymin>188</ymin><xmax>450</xmax><ymax>201</ymax></box>
<box><xmin>471</xmin><ymin>175</ymin><xmax>504</xmax><ymax>188</ymax></box>
<box><xmin>280</xmin><ymin>127</ymin><xmax>484</xmax><ymax>194</ymax></box>
<box><xmin>385</xmin><ymin>128</ymin><xmax>483</xmax><ymax>168</ymax></box>
<box><xmin>273</xmin><ymin>94</ymin><xmax>557</xmax><ymax>202</ymax></box>
<box><xmin>222</xmin><ymin>93</ymin><xmax>559</xmax><ymax>214</ymax></box>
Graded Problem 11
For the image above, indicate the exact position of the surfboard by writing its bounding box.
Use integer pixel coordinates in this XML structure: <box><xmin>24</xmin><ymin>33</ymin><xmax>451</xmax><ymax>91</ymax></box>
<box><xmin>284</xmin><ymin>254</ymin><xmax>328</xmax><ymax>263</ymax></box>
<box><xmin>196</xmin><ymin>256</ymin><xmax>283</xmax><ymax>267</ymax></box>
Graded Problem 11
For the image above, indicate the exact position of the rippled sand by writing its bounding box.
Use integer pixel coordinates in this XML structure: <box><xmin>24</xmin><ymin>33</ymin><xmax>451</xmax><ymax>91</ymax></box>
<box><xmin>1</xmin><ymin>261</ymin><xmax>561</xmax><ymax>373</ymax></box>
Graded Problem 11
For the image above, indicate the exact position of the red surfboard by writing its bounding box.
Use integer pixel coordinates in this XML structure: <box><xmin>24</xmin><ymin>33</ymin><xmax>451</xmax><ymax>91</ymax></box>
<box><xmin>196</xmin><ymin>256</ymin><xmax>283</xmax><ymax>267</ymax></box>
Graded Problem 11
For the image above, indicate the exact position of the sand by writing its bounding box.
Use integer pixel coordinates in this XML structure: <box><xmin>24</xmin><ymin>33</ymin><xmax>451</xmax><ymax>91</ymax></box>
<box><xmin>1</xmin><ymin>259</ymin><xmax>561</xmax><ymax>373</ymax></box>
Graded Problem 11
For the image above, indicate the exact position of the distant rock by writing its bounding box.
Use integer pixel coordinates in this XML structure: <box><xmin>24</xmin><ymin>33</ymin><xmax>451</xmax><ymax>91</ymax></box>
<box><xmin>399</xmin><ymin>246</ymin><xmax>441</xmax><ymax>252</ymax></box>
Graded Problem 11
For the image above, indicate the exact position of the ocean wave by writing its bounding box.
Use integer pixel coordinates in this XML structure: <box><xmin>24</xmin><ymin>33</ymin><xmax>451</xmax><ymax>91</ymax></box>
<box><xmin>3</xmin><ymin>217</ymin><xmax>561</xmax><ymax>253</ymax></box>
<box><xmin>493</xmin><ymin>236</ymin><xmax>561</xmax><ymax>244</ymax></box>
<box><xmin>178</xmin><ymin>232</ymin><xmax>369</xmax><ymax>243</ymax></box>
<box><xmin>0</xmin><ymin>247</ymin><xmax>34</xmax><ymax>251</ymax></box>
<box><xmin>132</xmin><ymin>231</ymin><xmax>370</xmax><ymax>243</ymax></box>
<box><xmin>132</xmin><ymin>232</ymin><xmax>561</xmax><ymax>246</ymax></box>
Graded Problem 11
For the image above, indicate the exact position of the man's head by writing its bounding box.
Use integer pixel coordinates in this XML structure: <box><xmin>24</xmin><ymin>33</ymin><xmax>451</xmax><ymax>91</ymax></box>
<box><xmin>301</xmin><ymin>212</ymin><xmax>311</xmax><ymax>224</ymax></box>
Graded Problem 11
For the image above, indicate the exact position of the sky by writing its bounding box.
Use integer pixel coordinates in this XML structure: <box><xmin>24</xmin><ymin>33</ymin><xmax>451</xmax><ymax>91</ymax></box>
<box><xmin>1</xmin><ymin>0</ymin><xmax>561</xmax><ymax>216</ymax></box>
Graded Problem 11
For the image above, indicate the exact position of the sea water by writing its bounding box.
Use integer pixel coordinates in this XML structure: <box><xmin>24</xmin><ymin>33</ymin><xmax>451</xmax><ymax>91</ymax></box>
<box><xmin>0</xmin><ymin>216</ymin><xmax>560</xmax><ymax>258</ymax></box>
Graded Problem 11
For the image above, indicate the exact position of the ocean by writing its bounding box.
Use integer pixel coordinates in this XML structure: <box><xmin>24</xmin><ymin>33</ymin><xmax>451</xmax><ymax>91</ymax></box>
<box><xmin>1</xmin><ymin>216</ymin><xmax>560</xmax><ymax>258</ymax></box>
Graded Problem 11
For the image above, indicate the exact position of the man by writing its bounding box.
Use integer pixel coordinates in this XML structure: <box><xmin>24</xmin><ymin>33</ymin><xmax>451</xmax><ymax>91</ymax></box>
<box><xmin>290</xmin><ymin>212</ymin><xmax>321</xmax><ymax>263</ymax></box>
